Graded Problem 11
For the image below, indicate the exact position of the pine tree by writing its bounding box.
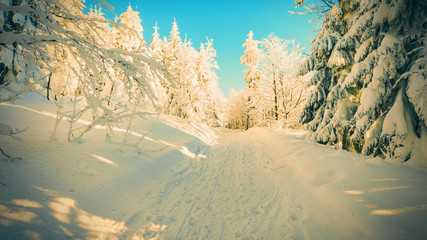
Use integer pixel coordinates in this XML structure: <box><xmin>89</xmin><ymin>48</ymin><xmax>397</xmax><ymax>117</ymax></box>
<box><xmin>146</xmin><ymin>19</ymin><xmax>224</xmax><ymax>125</ymax></box>
<box><xmin>167</xmin><ymin>18</ymin><xmax>182</xmax><ymax>68</ymax></box>
<box><xmin>196</xmin><ymin>39</ymin><xmax>222</xmax><ymax>126</ymax></box>
<box><xmin>146</xmin><ymin>22</ymin><xmax>168</xmax><ymax>109</ymax></box>
<box><xmin>240</xmin><ymin>31</ymin><xmax>263</xmax><ymax>129</ymax></box>
<box><xmin>0</xmin><ymin>0</ymin><xmax>44</xmax><ymax>87</ymax></box>
<box><xmin>241</xmin><ymin>31</ymin><xmax>262</xmax><ymax>88</ymax></box>
<box><xmin>114</xmin><ymin>4</ymin><xmax>146</xmax><ymax>52</ymax></box>
<box><xmin>161</xmin><ymin>19</ymin><xmax>183</xmax><ymax>114</ymax></box>
<box><xmin>149</xmin><ymin>22</ymin><xmax>163</xmax><ymax>63</ymax></box>
<box><xmin>297</xmin><ymin>0</ymin><xmax>427</xmax><ymax>165</ymax></box>
<box><xmin>175</xmin><ymin>38</ymin><xmax>198</xmax><ymax>118</ymax></box>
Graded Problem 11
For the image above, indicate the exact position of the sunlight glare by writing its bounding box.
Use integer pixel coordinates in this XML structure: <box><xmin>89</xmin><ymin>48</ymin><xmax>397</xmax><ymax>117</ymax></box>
<box><xmin>369</xmin><ymin>186</ymin><xmax>412</xmax><ymax>192</ymax></box>
<box><xmin>343</xmin><ymin>190</ymin><xmax>366</xmax><ymax>195</ymax></box>
<box><xmin>76</xmin><ymin>208</ymin><xmax>127</xmax><ymax>239</ymax></box>
<box><xmin>10</xmin><ymin>199</ymin><xmax>43</xmax><ymax>208</ymax></box>
<box><xmin>371</xmin><ymin>205</ymin><xmax>427</xmax><ymax>216</ymax></box>
<box><xmin>370</xmin><ymin>178</ymin><xmax>399</xmax><ymax>181</ymax></box>
<box><xmin>0</xmin><ymin>204</ymin><xmax>37</xmax><ymax>223</ymax></box>
<box><xmin>48</xmin><ymin>197</ymin><xmax>76</xmax><ymax>224</ymax></box>
<box><xmin>89</xmin><ymin>153</ymin><xmax>117</xmax><ymax>166</ymax></box>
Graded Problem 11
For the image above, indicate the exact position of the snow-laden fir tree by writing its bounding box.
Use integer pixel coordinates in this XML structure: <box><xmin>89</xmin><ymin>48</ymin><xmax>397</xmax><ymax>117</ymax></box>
<box><xmin>166</xmin><ymin>18</ymin><xmax>182</xmax><ymax>72</ymax></box>
<box><xmin>196</xmin><ymin>39</ymin><xmax>223</xmax><ymax>126</ymax></box>
<box><xmin>241</xmin><ymin>31</ymin><xmax>263</xmax><ymax>128</ymax></box>
<box><xmin>149</xmin><ymin>22</ymin><xmax>163</xmax><ymax>63</ymax></box>
<box><xmin>148</xmin><ymin>19</ymin><xmax>223</xmax><ymax>124</ymax></box>
<box><xmin>297</xmin><ymin>0</ymin><xmax>427</xmax><ymax>166</ymax></box>
<box><xmin>241</xmin><ymin>31</ymin><xmax>262</xmax><ymax>88</ymax></box>
<box><xmin>160</xmin><ymin>19</ymin><xmax>182</xmax><ymax>114</ymax></box>
<box><xmin>146</xmin><ymin>22</ymin><xmax>169</xmax><ymax>108</ymax></box>
<box><xmin>173</xmin><ymin>38</ymin><xmax>198</xmax><ymax>118</ymax></box>
<box><xmin>114</xmin><ymin>4</ymin><xmax>146</xmax><ymax>52</ymax></box>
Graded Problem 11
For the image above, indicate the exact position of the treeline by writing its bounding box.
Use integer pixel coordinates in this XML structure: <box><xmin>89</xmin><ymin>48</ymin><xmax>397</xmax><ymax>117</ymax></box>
<box><xmin>225</xmin><ymin>32</ymin><xmax>308</xmax><ymax>130</ymax></box>
<box><xmin>0</xmin><ymin>0</ymin><xmax>223</xmax><ymax>143</ymax></box>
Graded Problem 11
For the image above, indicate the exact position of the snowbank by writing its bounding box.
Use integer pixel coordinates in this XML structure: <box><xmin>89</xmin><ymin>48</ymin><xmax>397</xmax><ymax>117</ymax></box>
<box><xmin>0</xmin><ymin>93</ymin><xmax>426</xmax><ymax>239</ymax></box>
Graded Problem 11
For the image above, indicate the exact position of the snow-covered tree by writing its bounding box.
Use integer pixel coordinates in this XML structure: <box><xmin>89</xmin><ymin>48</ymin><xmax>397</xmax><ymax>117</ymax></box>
<box><xmin>0</xmin><ymin>0</ymin><xmax>170</xmax><ymax>142</ymax></box>
<box><xmin>195</xmin><ymin>39</ymin><xmax>223</xmax><ymax>126</ymax></box>
<box><xmin>147</xmin><ymin>19</ymin><xmax>224</xmax><ymax>125</ymax></box>
<box><xmin>240</xmin><ymin>31</ymin><xmax>263</xmax><ymax>128</ymax></box>
<box><xmin>258</xmin><ymin>34</ymin><xmax>306</xmax><ymax>127</ymax></box>
<box><xmin>232</xmin><ymin>32</ymin><xmax>306</xmax><ymax>129</ymax></box>
<box><xmin>113</xmin><ymin>4</ymin><xmax>146</xmax><ymax>52</ymax></box>
<box><xmin>160</xmin><ymin>19</ymin><xmax>183</xmax><ymax>114</ymax></box>
<box><xmin>241</xmin><ymin>31</ymin><xmax>262</xmax><ymax>88</ymax></box>
<box><xmin>145</xmin><ymin>22</ymin><xmax>169</xmax><ymax>109</ymax></box>
<box><xmin>149</xmin><ymin>22</ymin><xmax>163</xmax><ymax>63</ymax></box>
<box><xmin>225</xmin><ymin>89</ymin><xmax>250</xmax><ymax>130</ymax></box>
<box><xmin>173</xmin><ymin>38</ymin><xmax>198</xmax><ymax>118</ymax></box>
<box><xmin>296</xmin><ymin>0</ymin><xmax>427</xmax><ymax>165</ymax></box>
<box><xmin>260</xmin><ymin>34</ymin><xmax>304</xmax><ymax>121</ymax></box>
<box><xmin>166</xmin><ymin>18</ymin><xmax>182</xmax><ymax>70</ymax></box>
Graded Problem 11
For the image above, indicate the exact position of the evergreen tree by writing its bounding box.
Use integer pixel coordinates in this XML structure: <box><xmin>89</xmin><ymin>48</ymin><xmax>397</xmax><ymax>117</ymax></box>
<box><xmin>162</xmin><ymin>19</ymin><xmax>183</xmax><ymax>114</ymax></box>
<box><xmin>241</xmin><ymin>31</ymin><xmax>263</xmax><ymax>129</ymax></box>
<box><xmin>175</xmin><ymin>38</ymin><xmax>198</xmax><ymax>118</ymax></box>
<box><xmin>0</xmin><ymin>0</ymin><xmax>39</xmax><ymax>88</ymax></box>
<box><xmin>168</xmin><ymin>18</ymin><xmax>182</xmax><ymax>65</ymax></box>
<box><xmin>297</xmin><ymin>0</ymin><xmax>427</xmax><ymax>165</ymax></box>
<box><xmin>114</xmin><ymin>4</ymin><xmax>146</xmax><ymax>52</ymax></box>
<box><xmin>146</xmin><ymin>22</ymin><xmax>168</xmax><ymax>109</ymax></box>
<box><xmin>241</xmin><ymin>31</ymin><xmax>262</xmax><ymax>88</ymax></box>
<box><xmin>196</xmin><ymin>39</ymin><xmax>223</xmax><ymax>126</ymax></box>
<box><xmin>149</xmin><ymin>22</ymin><xmax>163</xmax><ymax>63</ymax></box>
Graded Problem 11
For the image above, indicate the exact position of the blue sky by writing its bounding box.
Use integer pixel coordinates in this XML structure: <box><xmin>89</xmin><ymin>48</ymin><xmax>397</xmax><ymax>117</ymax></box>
<box><xmin>88</xmin><ymin>0</ymin><xmax>316</xmax><ymax>96</ymax></box>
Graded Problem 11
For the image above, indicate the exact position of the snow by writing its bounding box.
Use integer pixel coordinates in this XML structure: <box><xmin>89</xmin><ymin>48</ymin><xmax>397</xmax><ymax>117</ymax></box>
<box><xmin>12</xmin><ymin>12</ymin><xmax>25</xmax><ymax>25</ymax></box>
<box><xmin>328</xmin><ymin>48</ymin><xmax>349</xmax><ymax>67</ymax></box>
<box><xmin>382</xmin><ymin>90</ymin><xmax>409</xmax><ymax>136</ymax></box>
<box><xmin>357</xmin><ymin>79</ymin><xmax>385</xmax><ymax>115</ymax></box>
<box><xmin>0</xmin><ymin>93</ymin><xmax>426</xmax><ymax>239</ymax></box>
<box><xmin>355</xmin><ymin>37</ymin><xmax>374</xmax><ymax>62</ymax></box>
<box><xmin>0</xmin><ymin>46</ymin><xmax>13</xmax><ymax>68</ymax></box>
<box><xmin>406</xmin><ymin>34</ymin><xmax>427</xmax><ymax>127</ymax></box>
<box><xmin>373</xmin><ymin>0</ymin><xmax>405</xmax><ymax>27</ymax></box>
<box><xmin>347</xmin><ymin>8</ymin><xmax>374</xmax><ymax>42</ymax></box>
<box><xmin>311</xmin><ymin>30</ymin><xmax>340</xmax><ymax>55</ymax></box>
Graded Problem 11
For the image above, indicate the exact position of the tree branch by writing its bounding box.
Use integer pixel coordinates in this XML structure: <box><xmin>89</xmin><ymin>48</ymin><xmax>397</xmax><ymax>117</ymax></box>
<box><xmin>0</xmin><ymin>146</ymin><xmax>10</xmax><ymax>158</ymax></box>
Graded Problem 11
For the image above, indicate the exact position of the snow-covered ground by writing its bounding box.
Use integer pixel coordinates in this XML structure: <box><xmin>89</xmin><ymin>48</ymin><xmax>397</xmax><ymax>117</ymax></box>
<box><xmin>0</xmin><ymin>93</ymin><xmax>426</xmax><ymax>239</ymax></box>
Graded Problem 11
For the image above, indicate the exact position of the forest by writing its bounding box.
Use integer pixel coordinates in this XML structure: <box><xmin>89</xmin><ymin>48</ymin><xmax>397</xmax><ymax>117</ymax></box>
<box><xmin>0</xmin><ymin>0</ymin><xmax>426</xmax><ymax>239</ymax></box>
<box><xmin>1</xmin><ymin>0</ymin><xmax>425</xmax><ymax>165</ymax></box>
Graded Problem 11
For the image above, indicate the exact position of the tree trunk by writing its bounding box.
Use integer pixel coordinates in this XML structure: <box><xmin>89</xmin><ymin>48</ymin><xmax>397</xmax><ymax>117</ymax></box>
<box><xmin>273</xmin><ymin>77</ymin><xmax>279</xmax><ymax>121</ymax></box>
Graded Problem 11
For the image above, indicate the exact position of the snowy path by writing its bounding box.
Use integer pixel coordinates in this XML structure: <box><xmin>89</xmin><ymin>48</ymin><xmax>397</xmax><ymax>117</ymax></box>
<box><xmin>138</xmin><ymin>130</ymin><xmax>303</xmax><ymax>239</ymax></box>
<box><xmin>1</xmin><ymin>100</ymin><xmax>427</xmax><ymax>239</ymax></box>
